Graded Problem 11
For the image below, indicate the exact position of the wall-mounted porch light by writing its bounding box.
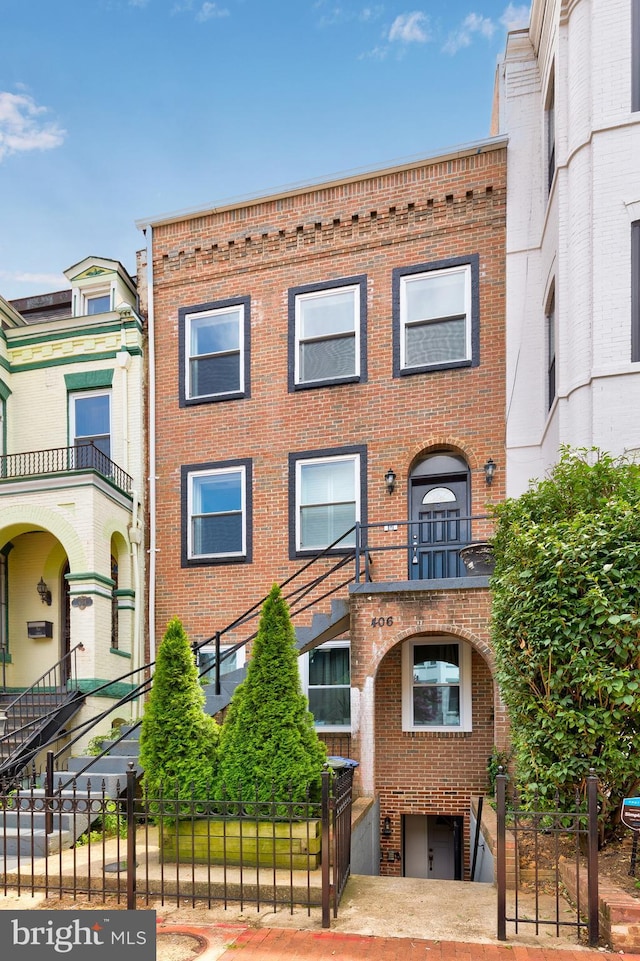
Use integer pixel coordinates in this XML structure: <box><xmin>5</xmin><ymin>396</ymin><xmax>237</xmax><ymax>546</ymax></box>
<box><xmin>483</xmin><ymin>458</ymin><xmax>497</xmax><ymax>486</ymax></box>
<box><xmin>384</xmin><ymin>469</ymin><xmax>396</xmax><ymax>495</ymax></box>
<box><xmin>37</xmin><ymin>577</ymin><xmax>52</xmax><ymax>606</ymax></box>
<box><xmin>382</xmin><ymin>816</ymin><xmax>392</xmax><ymax>836</ymax></box>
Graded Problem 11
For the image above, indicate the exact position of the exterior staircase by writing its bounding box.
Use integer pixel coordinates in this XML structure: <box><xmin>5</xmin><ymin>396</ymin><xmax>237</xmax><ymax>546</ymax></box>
<box><xmin>0</xmin><ymin>596</ymin><xmax>350</xmax><ymax>859</ymax></box>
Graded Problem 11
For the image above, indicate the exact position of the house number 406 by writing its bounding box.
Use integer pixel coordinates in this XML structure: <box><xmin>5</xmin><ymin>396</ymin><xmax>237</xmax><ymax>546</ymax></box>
<box><xmin>371</xmin><ymin>616</ymin><xmax>394</xmax><ymax>627</ymax></box>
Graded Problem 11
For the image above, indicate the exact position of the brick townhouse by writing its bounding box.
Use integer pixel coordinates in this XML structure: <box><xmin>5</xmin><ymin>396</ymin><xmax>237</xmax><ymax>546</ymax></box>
<box><xmin>138</xmin><ymin>134</ymin><xmax>508</xmax><ymax>880</ymax></box>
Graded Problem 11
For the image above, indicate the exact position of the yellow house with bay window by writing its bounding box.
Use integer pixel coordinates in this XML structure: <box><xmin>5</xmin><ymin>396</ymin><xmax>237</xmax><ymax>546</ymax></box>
<box><xmin>0</xmin><ymin>257</ymin><xmax>145</xmax><ymax>760</ymax></box>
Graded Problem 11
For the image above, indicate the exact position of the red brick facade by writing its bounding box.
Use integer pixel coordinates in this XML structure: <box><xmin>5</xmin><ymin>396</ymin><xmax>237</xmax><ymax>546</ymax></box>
<box><xmin>146</xmin><ymin>139</ymin><xmax>508</xmax><ymax>879</ymax></box>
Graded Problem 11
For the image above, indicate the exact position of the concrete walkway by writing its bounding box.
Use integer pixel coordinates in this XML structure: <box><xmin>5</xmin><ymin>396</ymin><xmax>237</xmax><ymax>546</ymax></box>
<box><xmin>153</xmin><ymin>874</ymin><xmax>614</xmax><ymax>959</ymax></box>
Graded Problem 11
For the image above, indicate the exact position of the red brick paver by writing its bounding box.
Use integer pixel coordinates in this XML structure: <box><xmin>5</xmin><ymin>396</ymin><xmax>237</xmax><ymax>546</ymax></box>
<box><xmin>213</xmin><ymin>927</ymin><xmax>617</xmax><ymax>961</ymax></box>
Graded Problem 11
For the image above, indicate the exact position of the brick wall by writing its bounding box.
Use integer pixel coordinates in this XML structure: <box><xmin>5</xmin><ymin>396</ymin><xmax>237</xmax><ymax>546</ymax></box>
<box><xmin>147</xmin><ymin>144</ymin><xmax>507</xmax><ymax>879</ymax></box>
<box><xmin>148</xmin><ymin>144</ymin><xmax>507</xmax><ymax>647</ymax></box>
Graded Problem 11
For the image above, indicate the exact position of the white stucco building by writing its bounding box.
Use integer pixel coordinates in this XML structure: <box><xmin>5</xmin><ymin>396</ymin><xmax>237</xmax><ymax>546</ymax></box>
<box><xmin>495</xmin><ymin>0</ymin><xmax>640</xmax><ymax>495</ymax></box>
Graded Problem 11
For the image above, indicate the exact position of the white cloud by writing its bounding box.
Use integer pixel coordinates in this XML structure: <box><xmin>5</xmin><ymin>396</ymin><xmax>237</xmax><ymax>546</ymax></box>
<box><xmin>443</xmin><ymin>12</ymin><xmax>496</xmax><ymax>54</ymax></box>
<box><xmin>0</xmin><ymin>92</ymin><xmax>65</xmax><ymax>162</ymax></box>
<box><xmin>172</xmin><ymin>1</ymin><xmax>229</xmax><ymax>20</ymax></box>
<box><xmin>1</xmin><ymin>270</ymin><xmax>68</xmax><ymax>290</ymax></box>
<box><xmin>500</xmin><ymin>3</ymin><xmax>531</xmax><ymax>30</ymax></box>
<box><xmin>196</xmin><ymin>2</ymin><xmax>229</xmax><ymax>21</ymax></box>
<box><xmin>128</xmin><ymin>0</ymin><xmax>149</xmax><ymax>8</ymax></box>
<box><xmin>316</xmin><ymin>4</ymin><xmax>383</xmax><ymax>27</ymax></box>
<box><xmin>388</xmin><ymin>11</ymin><xmax>430</xmax><ymax>44</ymax></box>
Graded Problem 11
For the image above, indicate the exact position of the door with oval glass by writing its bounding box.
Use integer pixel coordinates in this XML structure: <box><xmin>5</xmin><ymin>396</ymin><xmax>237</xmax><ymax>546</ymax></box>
<box><xmin>409</xmin><ymin>462</ymin><xmax>469</xmax><ymax>580</ymax></box>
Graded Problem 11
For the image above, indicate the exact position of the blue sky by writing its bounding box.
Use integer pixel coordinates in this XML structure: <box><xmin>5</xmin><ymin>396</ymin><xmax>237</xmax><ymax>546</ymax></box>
<box><xmin>0</xmin><ymin>1</ymin><xmax>529</xmax><ymax>301</ymax></box>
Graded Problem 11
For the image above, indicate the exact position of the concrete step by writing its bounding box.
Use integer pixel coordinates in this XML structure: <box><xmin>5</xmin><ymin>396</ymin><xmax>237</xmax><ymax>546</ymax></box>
<box><xmin>66</xmin><ymin>755</ymin><xmax>141</xmax><ymax>776</ymax></box>
<box><xmin>1</xmin><ymin>805</ymin><xmax>91</xmax><ymax>834</ymax></box>
<box><xmin>0</xmin><ymin>827</ymin><xmax>73</xmax><ymax>857</ymax></box>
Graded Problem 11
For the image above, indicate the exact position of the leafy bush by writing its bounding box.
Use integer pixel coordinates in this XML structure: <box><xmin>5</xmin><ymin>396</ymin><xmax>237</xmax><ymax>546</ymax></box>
<box><xmin>139</xmin><ymin>617</ymin><xmax>219</xmax><ymax>800</ymax></box>
<box><xmin>491</xmin><ymin>448</ymin><xmax>640</xmax><ymax>837</ymax></box>
<box><xmin>215</xmin><ymin>584</ymin><xmax>327</xmax><ymax>805</ymax></box>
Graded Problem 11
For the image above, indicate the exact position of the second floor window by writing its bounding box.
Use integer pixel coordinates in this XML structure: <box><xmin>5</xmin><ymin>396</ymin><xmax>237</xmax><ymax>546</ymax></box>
<box><xmin>293</xmin><ymin>452</ymin><xmax>361</xmax><ymax>552</ymax></box>
<box><xmin>185</xmin><ymin>464</ymin><xmax>248</xmax><ymax>561</ymax></box>
<box><xmin>180</xmin><ymin>297</ymin><xmax>250</xmax><ymax>404</ymax></box>
<box><xmin>70</xmin><ymin>390</ymin><xmax>111</xmax><ymax>463</ymax></box>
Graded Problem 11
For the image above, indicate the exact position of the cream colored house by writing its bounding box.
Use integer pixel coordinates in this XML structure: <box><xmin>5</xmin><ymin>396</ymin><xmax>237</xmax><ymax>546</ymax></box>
<box><xmin>0</xmin><ymin>257</ymin><xmax>145</xmax><ymax>763</ymax></box>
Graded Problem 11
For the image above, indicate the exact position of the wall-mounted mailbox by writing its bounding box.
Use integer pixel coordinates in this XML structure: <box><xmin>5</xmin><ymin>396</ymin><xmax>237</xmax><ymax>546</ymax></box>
<box><xmin>27</xmin><ymin>620</ymin><xmax>53</xmax><ymax>639</ymax></box>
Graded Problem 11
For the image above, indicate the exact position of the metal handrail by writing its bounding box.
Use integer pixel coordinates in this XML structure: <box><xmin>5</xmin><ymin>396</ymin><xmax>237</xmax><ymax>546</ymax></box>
<box><xmin>354</xmin><ymin>514</ymin><xmax>494</xmax><ymax>582</ymax></box>
<box><xmin>0</xmin><ymin>444</ymin><xmax>132</xmax><ymax>494</ymax></box>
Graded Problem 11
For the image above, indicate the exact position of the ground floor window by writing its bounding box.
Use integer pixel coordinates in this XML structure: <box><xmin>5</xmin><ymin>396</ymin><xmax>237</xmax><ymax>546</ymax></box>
<box><xmin>401</xmin><ymin>637</ymin><xmax>472</xmax><ymax>732</ymax></box>
<box><xmin>301</xmin><ymin>640</ymin><xmax>351</xmax><ymax>731</ymax></box>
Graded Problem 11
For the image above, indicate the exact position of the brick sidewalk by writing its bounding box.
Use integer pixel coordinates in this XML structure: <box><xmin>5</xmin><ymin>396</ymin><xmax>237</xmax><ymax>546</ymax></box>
<box><xmin>210</xmin><ymin>927</ymin><xmax>617</xmax><ymax>961</ymax></box>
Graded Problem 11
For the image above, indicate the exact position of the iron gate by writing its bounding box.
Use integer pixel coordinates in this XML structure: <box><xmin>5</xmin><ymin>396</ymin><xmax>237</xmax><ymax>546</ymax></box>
<box><xmin>496</xmin><ymin>770</ymin><xmax>599</xmax><ymax>946</ymax></box>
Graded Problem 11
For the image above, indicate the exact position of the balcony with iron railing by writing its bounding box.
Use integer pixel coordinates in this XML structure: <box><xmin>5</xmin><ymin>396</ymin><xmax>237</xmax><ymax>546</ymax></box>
<box><xmin>354</xmin><ymin>514</ymin><xmax>495</xmax><ymax>585</ymax></box>
<box><xmin>0</xmin><ymin>444</ymin><xmax>132</xmax><ymax>495</ymax></box>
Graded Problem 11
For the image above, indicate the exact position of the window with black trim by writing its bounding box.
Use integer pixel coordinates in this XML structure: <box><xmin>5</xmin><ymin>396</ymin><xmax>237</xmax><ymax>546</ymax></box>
<box><xmin>289</xmin><ymin>447</ymin><xmax>366</xmax><ymax>555</ymax></box>
<box><xmin>182</xmin><ymin>460</ymin><xmax>252</xmax><ymax>565</ymax></box>
<box><xmin>179</xmin><ymin>297</ymin><xmax>250</xmax><ymax>404</ymax></box>
<box><xmin>402</xmin><ymin>637</ymin><xmax>472</xmax><ymax>732</ymax></box>
<box><xmin>392</xmin><ymin>256</ymin><xmax>479</xmax><ymax>376</ymax></box>
<box><xmin>546</xmin><ymin>285</ymin><xmax>556</xmax><ymax>410</ymax></box>
<box><xmin>633</xmin><ymin>221</ymin><xmax>640</xmax><ymax>362</ymax></box>
<box><xmin>288</xmin><ymin>276</ymin><xmax>366</xmax><ymax>389</ymax></box>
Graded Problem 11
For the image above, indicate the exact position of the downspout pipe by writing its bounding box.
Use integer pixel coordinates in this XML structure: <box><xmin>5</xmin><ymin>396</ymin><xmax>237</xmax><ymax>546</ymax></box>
<box><xmin>140</xmin><ymin>224</ymin><xmax>157</xmax><ymax>666</ymax></box>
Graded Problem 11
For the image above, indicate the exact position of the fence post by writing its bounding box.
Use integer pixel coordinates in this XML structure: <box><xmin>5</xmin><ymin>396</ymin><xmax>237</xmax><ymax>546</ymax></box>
<box><xmin>321</xmin><ymin>766</ymin><xmax>331</xmax><ymax>929</ymax></box>
<box><xmin>587</xmin><ymin>769</ymin><xmax>599</xmax><ymax>947</ymax></box>
<box><xmin>496</xmin><ymin>768</ymin><xmax>507</xmax><ymax>941</ymax></box>
<box><xmin>45</xmin><ymin>751</ymin><xmax>54</xmax><ymax>835</ymax></box>
<box><xmin>126</xmin><ymin>762</ymin><xmax>137</xmax><ymax>910</ymax></box>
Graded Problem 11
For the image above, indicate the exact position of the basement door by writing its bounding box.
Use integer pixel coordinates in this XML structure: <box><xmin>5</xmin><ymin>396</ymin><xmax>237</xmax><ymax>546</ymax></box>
<box><xmin>403</xmin><ymin>814</ymin><xmax>462</xmax><ymax>880</ymax></box>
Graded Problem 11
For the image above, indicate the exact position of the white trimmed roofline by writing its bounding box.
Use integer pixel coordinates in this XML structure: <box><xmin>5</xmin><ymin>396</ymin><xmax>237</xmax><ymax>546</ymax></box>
<box><xmin>135</xmin><ymin>135</ymin><xmax>509</xmax><ymax>230</ymax></box>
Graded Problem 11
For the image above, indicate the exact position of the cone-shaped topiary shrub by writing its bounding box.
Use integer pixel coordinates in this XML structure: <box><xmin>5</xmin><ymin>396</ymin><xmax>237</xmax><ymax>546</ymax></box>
<box><xmin>140</xmin><ymin>617</ymin><xmax>219</xmax><ymax>800</ymax></box>
<box><xmin>216</xmin><ymin>584</ymin><xmax>327</xmax><ymax>804</ymax></box>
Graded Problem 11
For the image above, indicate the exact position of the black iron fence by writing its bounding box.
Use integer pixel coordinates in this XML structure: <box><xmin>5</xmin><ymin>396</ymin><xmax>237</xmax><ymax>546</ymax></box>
<box><xmin>496</xmin><ymin>770</ymin><xmax>599</xmax><ymax>946</ymax></box>
<box><xmin>0</xmin><ymin>444</ymin><xmax>132</xmax><ymax>495</ymax></box>
<box><xmin>0</xmin><ymin>762</ymin><xmax>353</xmax><ymax>927</ymax></box>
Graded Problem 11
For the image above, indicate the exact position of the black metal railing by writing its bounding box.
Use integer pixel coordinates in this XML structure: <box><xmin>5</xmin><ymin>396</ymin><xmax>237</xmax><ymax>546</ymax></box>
<box><xmin>1</xmin><ymin>761</ymin><xmax>352</xmax><ymax>924</ymax></box>
<box><xmin>354</xmin><ymin>515</ymin><xmax>495</xmax><ymax>583</ymax></box>
<box><xmin>0</xmin><ymin>644</ymin><xmax>84</xmax><ymax>777</ymax></box>
<box><xmin>0</xmin><ymin>444</ymin><xmax>132</xmax><ymax>494</ymax></box>
<box><xmin>496</xmin><ymin>770</ymin><xmax>599</xmax><ymax>946</ymax></box>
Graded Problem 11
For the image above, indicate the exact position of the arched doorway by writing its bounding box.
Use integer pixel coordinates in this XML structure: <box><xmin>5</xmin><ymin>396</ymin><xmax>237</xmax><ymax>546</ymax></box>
<box><xmin>409</xmin><ymin>453</ymin><xmax>470</xmax><ymax>579</ymax></box>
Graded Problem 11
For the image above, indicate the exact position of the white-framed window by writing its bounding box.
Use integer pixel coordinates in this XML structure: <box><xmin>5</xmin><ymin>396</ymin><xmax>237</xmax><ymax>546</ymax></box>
<box><xmin>198</xmin><ymin>643</ymin><xmax>246</xmax><ymax>679</ymax></box>
<box><xmin>187</xmin><ymin>465</ymin><xmax>247</xmax><ymax>560</ymax></box>
<box><xmin>70</xmin><ymin>390</ymin><xmax>111</xmax><ymax>462</ymax></box>
<box><xmin>294</xmin><ymin>284</ymin><xmax>360</xmax><ymax>385</ymax></box>
<box><xmin>74</xmin><ymin>286</ymin><xmax>114</xmax><ymax>317</ymax></box>
<box><xmin>402</xmin><ymin>637</ymin><xmax>472</xmax><ymax>732</ymax></box>
<box><xmin>295</xmin><ymin>453</ymin><xmax>360</xmax><ymax>551</ymax></box>
<box><xmin>301</xmin><ymin>640</ymin><xmax>351</xmax><ymax>731</ymax></box>
<box><xmin>398</xmin><ymin>263</ymin><xmax>473</xmax><ymax>371</ymax></box>
<box><xmin>185</xmin><ymin>303</ymin><xmax>244</xmax><ymax>400</ymax></box>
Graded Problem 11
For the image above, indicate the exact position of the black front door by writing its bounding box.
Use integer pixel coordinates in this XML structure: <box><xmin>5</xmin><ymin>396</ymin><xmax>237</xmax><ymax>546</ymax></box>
<box><xmin>410</xmin><ymin>477</ymin><xmax>468</xmax><ymax>579</ymax></box>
